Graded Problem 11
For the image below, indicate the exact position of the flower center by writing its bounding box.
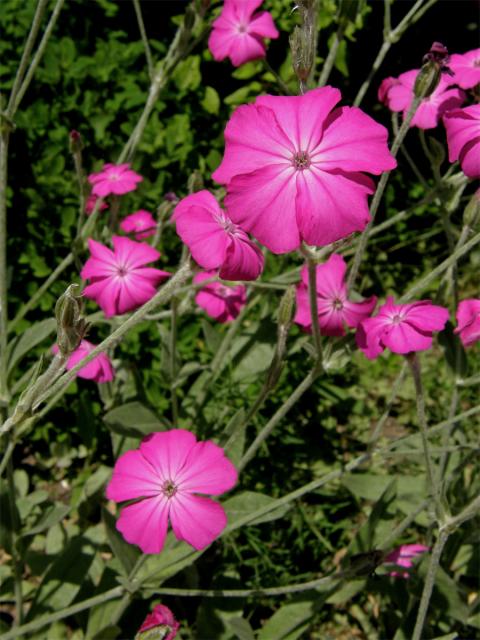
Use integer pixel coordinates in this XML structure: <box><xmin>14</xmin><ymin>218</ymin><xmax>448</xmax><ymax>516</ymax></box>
<box><xmin>474</xmin><ymin>58</ymin><xmax>480</xmax><ymax>68</ymax></box>
<box><xmin>237</xmin><ymin>23</ymin><xmax>248</xmax><ymax>33</ymax></box>
<box><xmin>117</xmin><ymin>266</ymin><xmax>128</xmax><ymax>277</ymax></box>
<box><xmin>293</xmin><ymin>151</ymin><xmax>311</xmax><ymax>171</ymax></box>
<box><xmin>108</xmin><ymin>173</ymin><xmax>119</xmax><ymax>181</ymax></box>
<box><xmin>391</xmin><ymin>313</ymin><xmax>404</xmax><ymax>324</ymax></box>
<box><xmin>332</xmin><ymin>297</ymin><xmax>344</xmax><ymax>311</ymax></box>
<box><xmin>161</xmin><ymin>480</ymin><xmax>178</xmax><ymax>498</ymax></box>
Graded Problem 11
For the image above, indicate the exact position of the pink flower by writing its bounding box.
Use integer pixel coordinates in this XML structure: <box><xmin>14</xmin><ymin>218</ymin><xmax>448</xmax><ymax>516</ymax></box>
<box><xmin>136</xmin><ymin>604</ymin><xmax>179</xmax><ymax>640</ymax></box>
<box><xmin>88</xmin><ymin>163</ymin><xmax>143</xmax><ymax>197</ymax></box>
<box><xmin>356</xmin><ymin>297</ymin><xmax>449</xmax><ymax>359</ymax></box>
<box><xmin>120</xmin><ymin>210</ymin><xmax>157</xmax><ymax>240</ymax></box>
<box><xmin>85</xmin><ymin>194</ymin><xmax>108</xmax><ymax>216</ymax></box>
<box><xmin>443</xmin><ymin>105</ymin><xmax>480</xmax><ymax>178</ymax></box>
<box><xmin>294</xmin><ymin>254</ymin><xmax>377</xmax><ymax>336</ymax></box>
<box><xmin>173</xmin><ymin>191</ymin><xmax>264</xmax><ymax>281</ymax></box>
<box><xmin>106</xmin><ymin>429</ymin><xmax>238</xmax><ymax>554</ymax></box>
<box><xmin>384</xmin><ymin>544</ymin><xmax>429</xmax><ymax>579</ymax></box>
<box><xmin>212</xmin><ymin>87</ymin><xmax>397</xmax><ymax>254</ymax></box>
<box><xmin>208</xmin><ymin>0</ymin><xmax>279</xmax><ymax>67</ymax></box>
<box><xmin>81</xmin><ymin>236</ymin><xmax>170</xmax><ymax>318</ymax></box>
<box><xmin>377</xmin><ymin>76</ymin><xmax>398</xmax><ymax>105</ymax></box>
<box><xmin>454</xmin><ymin>299</ymin><xmax>480</xmax><ymax>347</ymax></box>
<box><xmin>194</xmin><ymin>271</ymin><xmax>247</xmax><ymax>323</ymax></box>
<box><xmin>448</xmin><ymin>48</ymin><xmax>480</xmax><ymax>89</ymax></box>
<box><xmin>384</xmin><ymin>69</ymin><xmax>465</xmax><ymax>129</ymax></box>
<box><xmin>52</xmin><ymin>340</ymin><xmax>114</xmax><ymax>383</ymax></box>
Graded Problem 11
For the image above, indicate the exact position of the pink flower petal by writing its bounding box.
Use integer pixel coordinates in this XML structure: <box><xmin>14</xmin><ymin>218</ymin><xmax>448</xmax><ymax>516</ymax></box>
<box><xmin>220</xmin><ymin>234</ymin><xmax>264</xmax><ymax>281</ymax></box>
<box><xmin>249</xmin><ymin>11</ymin><xmax>279</xmax><ymax>39</ymax></box>
<box><xmin>116</xmin><ymin>495</ymin><xmax>169</xmax><ymax>554</ymax></box>
<box><xmin>382</xmin><ymin>322</ymin><xmax>433</xmax><ymax>354</ymax></box>
<box><xmin>140</xmin><ymin>430</ymin><xmax>197</xmax><ymax>481</ymax></box>
<box><xmin>112</xmin><ymin>236</ymin><xmax>160</xmax><ymax>269</ymax></box>
<box><xmin>169</xmin><ymin>494</ymin><xmax>228</xmax><ymax>550</ymax></box>
<box><xmin>177</xmin><ymin>440</ymin><xmax>238</xmax><ymax>494</ymax></box>
<box><xmin>106</xmin><ymin>450</ymin><xmax>163</xmax><ymax>502</ymax></box>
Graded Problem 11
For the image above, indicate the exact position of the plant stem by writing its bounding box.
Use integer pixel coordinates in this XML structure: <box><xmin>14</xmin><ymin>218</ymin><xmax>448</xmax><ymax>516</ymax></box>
<box><xmin>407</xmin><ymin>354</ymin><xmax>444</xmax><ymax>522</ymax></box>
<box><xmin>411</xmin><ymin>529</ymin><xmax>448</xmax><ymax>640</ymax></box>
<box><xmin>347</xmin><ymin>95</ymin><xmax>422</xmax><ymax>290</ymax></box>
<box><xmin>170</xmin><ymin>297</ymin><xmax>179</xmax><ymax>424</ymax></box>
<box><xmin>238</xmin><ymin>362</ymin><xmax>322</xmax><ymax>472</ymax></box>
<box><xmin>318</xmin><ymin>26</ymin><xmax>344</xmax><ymax>87</ymax></box>
<box><xmin>132</xmin><ymin>0</ymin><xmax>154</xmax><ymax>81</ymax></box>
<box><xmin>368</xmin><ymin>361</ymin><xmax>407</xmax><ymax>449</ymax></box>
<box><xmin>305</xmin><ymin>253</ymin><xmax>323</xmax><ymax>363</ymax></box>
<box><xmin>261</xmin><ymin>58</ymin><xmax>292</xmax><ymax>95</ymax></box>
<box><xmin>6</xmin><ymin>451</ymin><xmax>23</xmax><ymax>625</ymax></box>
<box><xmin>400</xmin><ymin>231</ymin><xmax>480</xmax><ymax>302</ymax></box>
<box><xmin>0</xmin><ymin>132</ymin><xmax>9</xmax><ymax>408</ymax></box>
<box><xmin>11</xmin><ymin>0</ymin><xmax>66</xmax><ymax>116</ymax></box>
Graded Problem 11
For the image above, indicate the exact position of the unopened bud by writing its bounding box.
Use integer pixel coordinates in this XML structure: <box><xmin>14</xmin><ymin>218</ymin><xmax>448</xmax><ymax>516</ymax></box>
<box><xmin>290</xmin><ymin>27</ymin><xmax>310</xmax><ymax>83</ymax></box>
<box><xmin>338</xmin><ymin>0</ymin><xmax>363</xmax><ymax>26</ymax></box>
<box><xmin>55</xmin><ymin>284</ymin><xmax>88</xmax><ymax>355</ymax></box>
<box><xmin>278</xmin><ymin>285</ymin><xmax>296</xmax><ymax>330</ymax></box>
<box><xmin>69</xmin><ymin>130</ymin><xmax>83</xmax><ymax>153</ymax></box>
<box><xmin>414</xmin><ymin>61</ymin><xmax>442</xmax><ymax>99</ymax></box>
<box><xmin>187</xmin><ymin>170</ymin><xmax>203</xmax><ymax>194</ymax></box>
<box><xmin>464</xmin><ymin>190</ymin><xmax>480</xmax><ymax>227</ymax></box>
<box><xmin>164</xmin><ymin>191</ymin><xmax>178</xmax><ymax>203</ymax></box>
<box><xmin>184</xmin><ymin>5</ymin><xmax>196</xmax><ymax>31</ymax></box>
<box><xmin>428</xmin><ymin>137</ymin><xmax>446</xmax><ymax>168</ymax></box>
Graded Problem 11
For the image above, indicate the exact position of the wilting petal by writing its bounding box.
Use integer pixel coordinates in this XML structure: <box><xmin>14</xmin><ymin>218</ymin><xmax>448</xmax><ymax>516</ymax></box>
<box><xmin>170</xmin><ymin>494</ymin><xmax>227</xmax><ymax>550</ymax></box>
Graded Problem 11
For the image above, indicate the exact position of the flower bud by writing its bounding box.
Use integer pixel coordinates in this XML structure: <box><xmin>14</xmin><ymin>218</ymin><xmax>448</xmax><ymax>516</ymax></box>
<box><xmin>463</xmin><ymin>190</ymin><xmax>480</xmax><ymax>228</ymax></box>
<box><xmin>414</xmin><ymin>61</ymin><xmax>442</xmax><ymax>99</ymax></box>
<box><xmin>338</xmin><ymin>0</ymin><xmax>364</xmax><ymax>26</ymax></box>
<box><xmin>69</xmin><ymin>130</ymin><xmax>83</xmax><ymax>154</ymax></box>
<box><xmin>428</xmin><ymin>137</ymin><xmax>446</xmax><ymax>168</ymax></box>
<box><xmin>55</xmin><ymin>284</ymin><xmax>88</xmax><ymax>355</ymax></box>
<box><xmin>187</xmin><ymin>170</ymin><xmax>203</xmax><ymax>194</ymax></box>
<box><xmin>135</xmin><ymin>604</ymin><xmax>179</xmax><ymax>640</ymax></box>
<box><xmin>164</xmin><ymin>192</ymin><xmax>178</xmax><ymax>203</ymax></box>
<box><xmin>278</xmin><ymin>285</ymin><xmax>296</xmax><ymax>330</ymax></box>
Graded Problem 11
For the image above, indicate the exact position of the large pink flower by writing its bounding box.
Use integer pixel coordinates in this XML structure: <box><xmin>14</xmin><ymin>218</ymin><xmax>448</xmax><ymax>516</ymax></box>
<box><xmin>443</xmin><ymin>105</ymin><xmax>480</xmax><ymax>178</ymax></box>
<box><xmin>356</xmin><ymin>297</ymin><xmax>449</xmax><ymax>359</ymax></box>
<box><xmin>194</xmin><ymin>271</ymin><xmax>247</xmax><ymax>323</ymax></box>
<box><xmin>212</xmin><ymin>87</ymin><xmax>397</xmax><ymax>254</ymax></box>
<box><xmin>137</xmin><ymin>604</ymin><xmax>179</xmax><ymax>640</ymax></box>
<box><xmin>173</xmin><ymin>191</ymin><xmax>264</xmax><ymax>281</ymax></box>
<box><xmin>81</xmin><ymin>236</ymin><xmax>170</xmax><ymax>317</ymax></box>
<box><xmin>106</xmin><ymin>429</ymin><xmax>238</xmax><ymax>554</ymax></box>
<box><xmin>88</xmin><ymin>163</ymin><xmax>143</xmax><ymax>197</ymax></box>
<box><xmin>448</xmin><ymin>48</ymin><xmax>480</xmax><ymax>90</ymax></box>
<box><xmin>52</xmin><ymin>340</ymin><xmax>114</xmax><ymax>383</ymax></box>
<box><xmin>384</xmin><ymin>544</ymin><xmax>429</xmax><ymax>579</ymax></box>
<box><xmin>454</xmin><ymin>299</ymin><xmax>480</xmax><ymax>348</ymax></box>
<box><xmin>384</xmin><ymin>69</ymin><xmax>465</xmax><ymax>129</ymax></box>
<box><xmin>294</xmin><ymin>254</ymin><xmax>377</xmax><ymax>336</ymax></box>
<box><xmin>208</xmin><ymin>0</ymin><xmax>279</xmax><ymax>67</ymax></box>
<box><xmin>120</xmin><ymin>210</ymin><xmax>157</xmax><ymax>240</ymax></box>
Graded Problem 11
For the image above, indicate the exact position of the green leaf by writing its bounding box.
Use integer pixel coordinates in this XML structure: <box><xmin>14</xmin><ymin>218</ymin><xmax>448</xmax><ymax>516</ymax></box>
<box><xmin>138</xmin><ymin>535</ymin><xmax>200</xmax><ymax>586</ymax></box>
<box><xmin>258</xmin><ymin>600</ymin><xmax>315</xmax><ymax>640</ymax></box>
<box><xmin>227</xmin><ymin>616</ymin><xmax>256</xmax><ymax>640</ymax></box>
<box><xmin>7</xmin><ymin>318</ymin><xmax>56</xmax><ymax>373</ymax></box>
<box><xmin>201</xmin><ymin>318</ymin><xmax>222</xmax><ymax>354</ymax></box>
<box><xmin>221</xmin><ymin>409</ymin><xmax>246</xmax><ymax>468</ymax></box>
<box><xmin>438</xmin><ymin>321</ymin><xmax>468</xmax><ymax>378</ymax></box>
<box><xmin>201</xmin><ymin>86</ymin><xmax>220</xmax><ymax>115</ymax></box>
<box><xmin>104</xmin><ymin>402</ymin><xmax>164</xmax><ymax>438</ymax></box>
<box><xmin>23</xmin><ymin>504</ymin><xmax>70</xmax><ymax>537</ymax></box>
<box><xmin>102</xmin><ymin>507</ymin><xmax>140</xmax><ymax>576</ymax></box>
<box><xmin>172</xmin><ymin>55</ymin><xmax>201</xmax><ymax>92</ymax></box>
<box><xmin>224</xmin><ymin>491</ymin><xmax>291</xmax><ymax>526</ymax></box>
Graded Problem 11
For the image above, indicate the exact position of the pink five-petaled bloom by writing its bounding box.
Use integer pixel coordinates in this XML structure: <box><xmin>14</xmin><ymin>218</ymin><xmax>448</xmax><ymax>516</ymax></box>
<box><xmin>384</xmin><ymin>544</ymin><xmax>429</xmax><ymax>579</ymax></box>
<box><xmin>294</xmin><ymin>254</ymin><xmax>377</xmax><ymax>337</ymax></box>
<box><xmin>81</xmin><ymin>236</ymin><xmax>170</xmax><ymax>318</ymax></box>
<box><xmin>173</xmin><ymin>190</ymin><xmax>264</xmax><ymax>281</ymax></box>
<box><xmin>52</xmin><ymin>340</ymin><xmax>114</xmax><ymax>383</ymax></box>
<box><xmin>443</xmin><ymin>105</ymin><xmax>480</xmax><ymax>179</ymax></box>
<box><xmin>208</xmin><ymin>0</ymin><xmax>279</xmax><ymax>68</ymax></box>
<box><xmin>88</xmin><ymin>163</ymin><xmax>143</xmax><ymax>197</ymax></box>
<box><xmin>212</xmin><ymin>86</ymin><xmax>397</xmax><ymax>254</ymax></box>
<box><xmin>448</xmin><ymin>48</ymin><xmax>480</xmax><ymax>89</ymax></box>
<box><xmin>120</xmin><ymin>210</ymin><xmax>157</xmax><ymax>240</ymax></box>
<box><xmin>136</xmin><ymin>604</ymin><xmax>180</xmax><ymax>640</ymax></box>
<box><xmin>194</xmin><ymin>270</ymin><xmax>247</xmax><ymax>323</ymax></box>
<box><xmin>454</xmin><ymin>299</ymin><xmax>480</xmax><ymax>348</ymax></box>
<box><xmin>106</xmin><ymin>429</ymin><xmax>238</xmax><ymax>554</ymax></box>
<box><xmin>383</xmin><ymin>69</ymin><xmax>465</xmax><ymax>129</ymax></box>
<box><xmin>85</xmin><ymin>193</ymin><xmax>108</xmax><ymax>216</ymax></box>
<box><xmin>356</xmin><ymin>297</ymin><xmax>449</xmax><ymax>360</ymax></box>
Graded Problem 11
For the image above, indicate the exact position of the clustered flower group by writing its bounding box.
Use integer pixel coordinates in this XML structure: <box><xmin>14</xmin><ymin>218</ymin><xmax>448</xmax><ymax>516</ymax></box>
<box><xmin>57</xmin><ymin>7</ymin><xmax>479</xmax><ymax>635</ymax></box>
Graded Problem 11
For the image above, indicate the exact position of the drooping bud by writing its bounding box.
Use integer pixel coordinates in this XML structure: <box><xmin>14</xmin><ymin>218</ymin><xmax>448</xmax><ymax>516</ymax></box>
<box><xmin>55</xmin><ymin>284</ymin><xmax>89</xmax><ymax>355</ymax></box>
<box><xmin>415</xmin><ymin>42</ymin><xmax>452</xmax><ymax>98</ymax></box>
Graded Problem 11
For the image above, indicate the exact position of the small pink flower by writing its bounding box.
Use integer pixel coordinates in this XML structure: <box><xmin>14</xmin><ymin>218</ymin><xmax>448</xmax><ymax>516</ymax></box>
<box><xmin>106</xmin><ymin>429</ymin><xmax>238</xmax><ymax>554</ymax></box>
<box><xmin>384</xmin><ymin>544</ymin><xmax>429</xmax><ymax>579</ymax></box>
<box><xmin>136</xmin><ymin>604</ymin><xmax>179</xmax><ymax>640</ymax></box>
<box><xmin>356</xmin><ymin>297</ymin><xmax>449</xmax><ymax>359</ymax></box>
<box><xmin>213</xmin><ymin>87</ymin><xmax>397</xmax><ymax>254</ymax></box>
<box><xmin>120</xmin><ymin>210</ymin><xmax>157</xmax><ymax>240</ymax></box>
<box><xmin>81</xmin><ymin>236</ymin><xmax>170</xmax><ymax>318</ymax></box>
<box><xmin>88</xmin><ymin>163</ymin><xmax>143</xmax><ymax>197</ymax></box>
<box><xmin>448</xmin><ymin>48</ymin><xmax>480</xmax><ymax>89</ymax></box>
<box><xmin>173</xmin><ymin>191</ymin><xmax>264</xmax><ymax>281</ymax></box>
<box><xmin>85</xmin><ymin>194</ymin><xmax>108</xmax><ymax>216</ymax></box>
<box><xmin>294</xmin><ymin>254</ymin><xmax>377</xmax><ymax>336</ymax></box>
<box><xmin>443</xmin><ymin>105</ymin><xmax>480</xmax><ymax>178</ymax></box>
<box><xmin>52</xmin><ymin>340</ymin><xmax>114</xmax><ymax>383</ymax></box>
<box><xmin>454</xmin><ymin>299</ymin><xmax>480</xmax><ymax>347</ymax></box>
<box><xmin>377</xmin><ymin>76</ymin><xmax>398</xmax><ymax>105</ymax></box>
<box><xmin>208</xmin><ymin>0</ymin><xmax>279</xmax><ymax>67</ymax></box>
<box><xmin>383</xmin><ymin>69</ymin><xmax>465</xmax><ymax>129</ymax></box>
<box><xmin>194</xmin><ymin>271</ymin><xmax>247</xmax><ymax>323</ymax></box>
